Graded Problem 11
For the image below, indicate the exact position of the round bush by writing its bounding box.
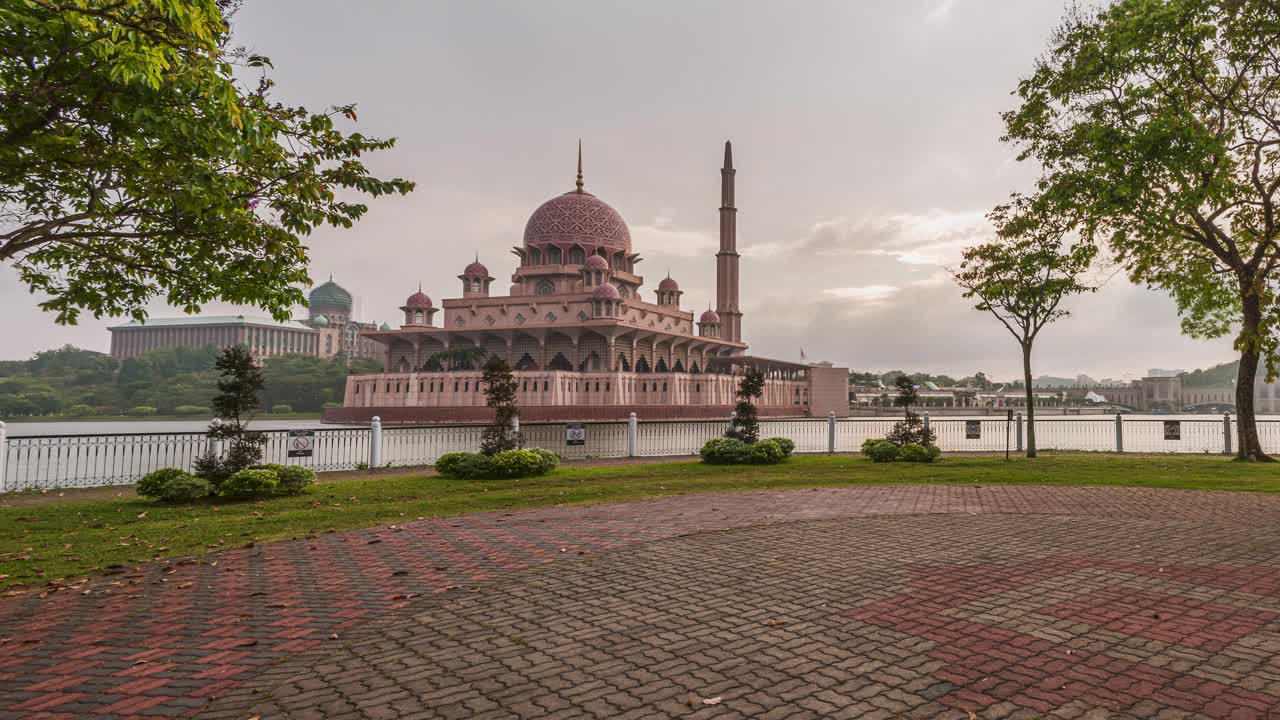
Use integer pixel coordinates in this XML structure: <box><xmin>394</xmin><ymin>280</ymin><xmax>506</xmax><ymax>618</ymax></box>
<box><xmin>127</xmin><ymin>405</ymin><xmax>157</xmax><ymax>416</ymax></box>
<box><xmin>528</xmin><ymin>448</ymin><xmax>561</xmax><ymax>473</ymax></box>
<box><xmin>158</xmin><ymin>474</ymin><xmax>211</xmax><ymax>503</ymax></box>
<box><xmin>173</xmin><ymin>405</ymin><xmax>207</xmax><ymax>416</ymax></box>
<box><xmin>764</xmin><ymin>437</ymin><xmax>796</xmax><ymax>457</ymax></box>
<box><xmin>898</xmin><ymin>443</ymin><xmax>932</xmax><ymax>463</ymax></box>
<box><xmin>322</xmin><ymin>401</ymin><xmax>342</xmax><ymax>408</ymax></box>
<box><xmin>861</xmin><ymin>438</ymin><xmax>885</xmax><ymax>458</ymax></box>
<box><xmin>220</xmin><ymin>469</ymin><xmax>279</xmax><ymax>499</ymax></box>
<box><xmin>490</xmin><ymin>448</ymin><xmax>557</xmax><ymax>478</ymax></box>
<box><xmin>867</xmin><ymin>440</ymin><xmax>900</xmax><ymax>463</ymax></box>
<box><xmin>699</xmin><ymin>437</ymin><xmax>753</xmax><ymax>465</ymax></box>
<box><xmin>275</xmin><ymin>465</ymin><xmax>316</xmax><ymax>494</ymax></box>
<box><xmin>137</xmin><ymin>467</ymin><xmax>190</xmax><ymax>499</ymax></box>
<box><xmin>271</xmin><ymin>404</ymin><xmax>293</xmax><ymax>414</ymax></box>
<box><xmin>749</xmin><ymin>439</ymin><xmax>787</xmax><ymax>465</ymax></box>
<box><xmin>434</xmin><ymin>451</ymin><xmax>494</xmax><ymax>480</ymax></box>
<box><xmin>66</xmin><ymin>404</ymin><xmax>96</xmax><ymax>417</ymax></box>
<box><xmin>926</xmin><ymin>444</ymin><xmax>943</xmax><ymax>461</ymax></box>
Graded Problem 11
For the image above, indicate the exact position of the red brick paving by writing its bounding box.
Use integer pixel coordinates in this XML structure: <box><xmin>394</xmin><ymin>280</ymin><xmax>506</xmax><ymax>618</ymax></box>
<box><xmin>0</xmin><ymin>485</ymin><xmax>1279</xmax><ymax>718</ymax></box>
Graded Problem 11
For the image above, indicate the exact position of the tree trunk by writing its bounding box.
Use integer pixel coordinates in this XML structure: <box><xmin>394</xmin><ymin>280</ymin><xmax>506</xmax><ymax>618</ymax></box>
<box><xmin>1235</xmin><ymin>294</ymin><xmax>1271</xmax><ymax>460</ymax></box>
<box><xmin>1022</xmin><ymin>342</ymin><xmax>1037</xmax><ymax>458</ymax></box>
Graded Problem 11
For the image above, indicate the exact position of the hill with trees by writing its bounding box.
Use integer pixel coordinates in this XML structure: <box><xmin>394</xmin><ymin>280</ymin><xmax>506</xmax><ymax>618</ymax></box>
<box><xmin>0</xmin><ymin>346</ymin><xmax>380</xmax><ymax>418</ymax></box>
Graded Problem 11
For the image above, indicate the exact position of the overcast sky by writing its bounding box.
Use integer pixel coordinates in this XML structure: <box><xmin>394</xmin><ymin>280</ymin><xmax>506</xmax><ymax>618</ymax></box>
<box><xmin>1</xmin><ymin>0</ymin><xmax>1238</xmax><ymax>379</ymax></box>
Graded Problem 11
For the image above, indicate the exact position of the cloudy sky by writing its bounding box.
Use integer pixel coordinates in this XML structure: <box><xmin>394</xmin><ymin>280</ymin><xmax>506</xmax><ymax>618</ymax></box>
<box><xmin>0</xmin><ymin>0</ymin><xmax>1238</xmax><ymax>378</ymax></box>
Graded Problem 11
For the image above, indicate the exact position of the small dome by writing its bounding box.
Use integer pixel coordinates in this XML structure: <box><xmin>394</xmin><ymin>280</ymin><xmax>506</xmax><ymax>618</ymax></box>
<box><xmin>309</xmin><ymin>278</ymin><xmax>352</xmax><ymax>312</ymax></box>
<box><xmin>404</xmin><ymin>291</ymin><xmax>433</xmax><ymax>308</ymax></box>
<box><xmin>658</xmin><ymin>276</ymin><xmax>679</xmax><ymax>292</ymax></box>
<box><xmin>700</xmin><ymin>309</ymin><xmax>721</xmax><ymax>324</ymax></box>
<box><xmin>379</xmin><ymin>322</ymin><xmax>392</xmax><ymax>331</ymax></box>
<box><xmin>463</xmin><ymin>260</ymin><xmax>489</xmax><ymax>278</ymax></box>
<box><xmin>592</xmin><ymin>283</ymin><xmax>621</xmax><ymax>300</ymax></box>
<box><xmin>312</xmin><ymin>314</ymin><xmax>330</xmax><ymax>328</ymax></box>
<box><xmin>583</xmin><ymin>254</ymin><xmax>610</xmax><ymax>271</ymax></box>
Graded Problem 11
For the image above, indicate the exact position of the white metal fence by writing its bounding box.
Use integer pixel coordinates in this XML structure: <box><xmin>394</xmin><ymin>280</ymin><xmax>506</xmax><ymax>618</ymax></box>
<box><xmin>0</xmin><ymin>413</ymin><xmax>1262</xmax><ymax>493</ymax></box>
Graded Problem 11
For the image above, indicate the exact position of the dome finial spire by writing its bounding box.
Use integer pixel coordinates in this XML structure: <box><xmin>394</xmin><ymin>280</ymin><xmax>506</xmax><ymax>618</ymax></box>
<box><xmin>575</xmin><ymin>139</ymin><xmax>584</xmax><ymax>193</ymax></box>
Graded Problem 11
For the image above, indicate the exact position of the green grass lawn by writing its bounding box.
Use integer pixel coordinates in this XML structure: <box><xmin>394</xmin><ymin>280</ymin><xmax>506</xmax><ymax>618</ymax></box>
<box><xmin>3</xmin><ymin>453</ymin><xmax>1280</xmax><ymax>591</ymax></box>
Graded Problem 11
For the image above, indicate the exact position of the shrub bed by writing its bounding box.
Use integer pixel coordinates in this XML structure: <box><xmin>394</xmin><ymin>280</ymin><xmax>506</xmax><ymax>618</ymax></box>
<box><xmin>435</xmin><ymin>449</ymin><xmax>560</xmax><ymax>480</ymax></box>
<box><xmin>137</xmin><ymin>463</ymin><xmax>315</xmax><ymax>502</ymax></box>
<box><xmin>861</xmin><ymin>438</ymin><xmax>942</xmax><ymax>463</ymax></box>
<box><xmin>699</xmin><ymin>437</ymin><xmax>796</xmax><ymax>465</ymax></box>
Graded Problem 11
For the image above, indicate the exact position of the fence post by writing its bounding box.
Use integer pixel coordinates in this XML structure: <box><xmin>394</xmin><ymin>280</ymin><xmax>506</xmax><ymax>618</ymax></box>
<box><xmin>627</xmin><ymin>412</ymin><xmax>637</xmax><ymax>457</ymax></box>
<box><xmin>827</xmin><ymin>412</ymin><xmax>836</xmax><ymax>454</ymax></box>
<box><xmin>1115</xmin><ymin>412</ymin><xmax>1124</xmax><ymax>453</ymax></box>
<box><xmin>369</xmin><ymin>416</ymin><xmax>382</xmax><ymax>468</ymax></box>
<box><xmin>1016</xmin><ymin>413</ymin><xmax>1024</xmax><ymax>453</ymax></box>
<box><xmin>0</xmin><ymin>421</ymin><xmax>6</xmax><ymax>493</ymax></box>
<box><xmin>1223</xmin><ymin>412</ymin><xmax>1232</xmax><ymax>456</ymax></box>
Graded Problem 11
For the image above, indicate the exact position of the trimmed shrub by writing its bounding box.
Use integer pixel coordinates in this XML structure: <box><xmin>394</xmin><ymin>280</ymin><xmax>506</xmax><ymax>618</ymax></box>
<box><xmin>275</xmin><ymin>465</ymin><xmax>316</xmax><ymax>494</ymax></box>
<box><xmin>867</xmin><ymin>440</ymin><xmax>900</xmax><ymax>463</ymax></box>
<box><xmin>434</xmin><ymin>451</ymin><xmax>494</xmax><ymax>480</ymax></box>
<box><xmin>898</xmin><ymin>443</ymin><xmax>932</xmax><ymax>463</ymax></box>
<box><xmin>490</xmin><ymin>448</ymin><xmax>557</xmax><ymax>478</ymax></box>
<box><xmin>220</xmin><ymin>469</ymin><xmax>279</xmax><ymax>499</ymax></box>
<box><xmin>528</xmin><ymin>448</ymin><xmax>561</xmax><ymax>472</ymax></box>
<box><xmin>749</xmin><ymin>439</ymin><xmax>788</xmax><ymax>465</ymax></box>
<box><xmin>271</xmin><ymin>404</ymin><xmax>293</xmax><ymax>414</ymax></box>
<box><xmin>66</xmin><ymin>404</ymin><xmax>96</xmax><ymax>417</ymax></box>
<box><xmin>700</xmin><ymin>437</ymin><xmax>753</xmax><ymax>465</ymax></box>
<box><xmin>174</xmin><ymin>405</ymin><xmax>207</xmax><ymax>416</ymax></box>
<box><xmin>158</xmin><ymin>474</ymin><xmax>211</xmax><ymax>503</ymax></box>
<box><xmin>127</xmin><ymin>405</ymin><xmax>158</xmax><ymax>416</ymax></box>
<box><xmin>926</xmin><ymin>444</ymin><xmax>943</xmax><ymax>461</ymax></box>
<box><xmin>764</xmin><ymin>437</ymin><xmax>796</xmax><ymax>457</ymax></box>
<box><xmin>861</xmin><ymin>438</ymin><xmax>884</xmax><ymax>458</ymax></box>
<box><xmin>322</xmin><ymin>401</ymin><xmax>342</xmax><ymax>408</ymax></box>
<box><xmin>137</xmin><ymin>468</ymin><xmax>190</xmax><ymax>499</ymax></box>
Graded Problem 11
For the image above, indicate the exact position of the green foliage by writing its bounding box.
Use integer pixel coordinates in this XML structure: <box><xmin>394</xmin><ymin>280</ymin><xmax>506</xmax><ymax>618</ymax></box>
<box><xmin>137</xmin><ymin>468</ymin><xmax>190</xmax><ymax>499</ymax></box>
<box><xmin>1001</xmin><ymin>0</ymin><xmax>1280</xmax><ymax>458</ymax></box>
<box><xmin>867</xmin><ymin>441</ymin><xmax>900</xmax><ymax>463</ymax></box>
<box><xmin>861</xmin><ymin>438</ymin><xmax>883</xmax><ymax>457</ymax></box>
<box><xmin>435</xmin><ymin>449</ymin><xmax>558</xmax><ymax>480</ymax></box>
<box><xmin>270</xmin><ymin>404</ymin><xmax>293</xmax><ymax>414</ymax></box>
<box><xmin>220</xmin><ymin>469</ymin><xmax>278</xmax><ymax>500</ymax></box>
<box><xmin>898</xmin><ymin>444</ymin><xmax>932</xmax><ymax>463</ymax></box>
<box><xmin>196</xmin><ymin>346</ymin><xmax>265</xmax><ymax>484</ymax></box>
<box><xmin>749</xmin><ymin>439</ymin><xmax>788</xmax><ymax>465</ymax></box>
<box><xmin>66</xmin><ymin>403</ymin><xmax>96</xmax><ymax>417</ymax></box>
<box><xmin>158</xmin><ymin>474</ymin><xmax>211</xmax><ymax>503</ymax></box>
<box><xmin>700</xmin><ymin>437</ymin><xmax>791</xmax><ymax>465</ymax></box>
<box><xmin>127</xmin><ymin>405</ymin><xmax>157</xmax><ymax>416</ymax></box>
<box><xmin>480</xmin><ymin>356</ymin><xmax>521</xmax><ymax>455</ymax></box>
<box><xmin>726</xmin><ymin>368</ymin><xmax>765</xmax><ymax>444</ymax></box>
<box><xmin>764</xmin><ymin>437</ymin><xmax>796</xmax><ymax>457</ymax></box>
<box><xmin>253</xmin><ymin>464</ymin><xmax>315</xmax><ymax>495</ymax></box>
<box><xmin>174</xmin><ymin>405</ymin><xmax>208</xmax><ymax>416</ymax></box>
<box><xmin>1</xmin><ymin>0</ymin><xmax>413</xmax><ymax>325</ymax></box>
<box><xmin>1181</xmin><ymin>361</ymin><xmax>1239</xmax><ymax>388</ymax></box>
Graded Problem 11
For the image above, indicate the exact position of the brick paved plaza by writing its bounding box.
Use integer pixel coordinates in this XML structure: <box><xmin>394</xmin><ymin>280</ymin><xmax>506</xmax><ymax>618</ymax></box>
<box><xmin>3</xmin><ymin>485</ymin><xmax>1280</xmax><ymax>719</ymax></box>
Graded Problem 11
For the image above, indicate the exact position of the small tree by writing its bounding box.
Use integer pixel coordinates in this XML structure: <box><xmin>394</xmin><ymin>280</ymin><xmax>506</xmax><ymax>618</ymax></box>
<box><xmin>479</xmin><ymin>355</ymin><xmax>521</xmax><ymax>455</ymax></box>
<box><xmin>726</xmin><ymin>367</ymin><xmax>765</xmax><ymax>444</ymax></box>
<box><xmin>886</xmin><ymin>374</ymin><xmax>936</xmax><ymax>447</ymax></box>
<box><xmin>952</xmin><ymin>200</ymin><xmax>1096</xmax><ymax>457</ymax></box>
<box><xmin>194</xmin><ymin>345</ymin><xmax>266</xmax><ymax>485</ymax></box>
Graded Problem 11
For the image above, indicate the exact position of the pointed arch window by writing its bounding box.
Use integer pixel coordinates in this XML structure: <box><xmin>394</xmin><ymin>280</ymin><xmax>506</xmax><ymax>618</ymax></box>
<box><xmin>535</xmin><ymin>279</ymin><xmax>555</xmax><ymax>296</ymax></box>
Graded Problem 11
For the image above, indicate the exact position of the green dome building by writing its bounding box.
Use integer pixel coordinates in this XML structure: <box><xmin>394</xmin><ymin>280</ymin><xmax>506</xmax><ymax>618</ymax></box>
<box><xmin>308</xmin><ymin>275</ymin><xmax>353</xmax><ymax>321</ymax></box>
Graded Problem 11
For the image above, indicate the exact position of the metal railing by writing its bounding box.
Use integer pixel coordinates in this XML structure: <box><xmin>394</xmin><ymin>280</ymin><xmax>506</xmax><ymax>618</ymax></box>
<box><xmin>0</xmin><ymin>413</ymin><xmax>1264</xmax><ymax>493</ymax></box>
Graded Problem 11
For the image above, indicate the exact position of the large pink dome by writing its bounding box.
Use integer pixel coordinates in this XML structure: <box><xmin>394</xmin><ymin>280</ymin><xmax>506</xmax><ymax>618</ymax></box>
<box><xmin>524</xmin><ymin>191</ymin><xmax>631</xmax><ymax>253</ymax></box>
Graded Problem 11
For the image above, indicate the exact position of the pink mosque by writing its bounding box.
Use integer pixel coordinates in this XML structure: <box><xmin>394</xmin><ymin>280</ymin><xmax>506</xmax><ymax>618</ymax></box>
<box><xmin>325</xmin><ymin>142</ymin><xmax>848</xmax><ymax>423</ymax></box>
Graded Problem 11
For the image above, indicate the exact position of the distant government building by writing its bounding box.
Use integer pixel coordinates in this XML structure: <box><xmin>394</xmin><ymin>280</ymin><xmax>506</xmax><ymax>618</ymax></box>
<box><xmin>324</xmin><ymin>142</ymin><xmax>850</xmax><ymax>423</ymax></box>
<box><xmin>107</xmin><ymin>277</ymin><xmax>381</xmax><ymax>361</ymax></box>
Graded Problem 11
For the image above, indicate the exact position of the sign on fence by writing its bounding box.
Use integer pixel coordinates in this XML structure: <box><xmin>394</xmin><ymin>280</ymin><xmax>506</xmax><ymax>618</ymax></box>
<box><xmin>565</xmin><ymin>423</ymin><xmax>586</xmax><ymax>446</ymax></box>
<box><xmin>287</xmin><ymin>430</ymin><xmax>315</xmax><ymax>458</ymax></box>
<box><xmin>1163</xmin><ymin>421</ymin><xmax>1181</xmax><ymax>441</ymax></box>
<box><xmin>965</xmin><ymin>420</ymin><xmax>982</xmax><ymax>440</ymax></box>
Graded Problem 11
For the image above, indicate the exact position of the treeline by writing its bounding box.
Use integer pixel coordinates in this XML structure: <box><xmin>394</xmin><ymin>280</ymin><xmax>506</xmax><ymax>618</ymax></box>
<box><xmin>848</xmin><ymin>370</ymin><xmax>998</xmax><ymax>389</ymax></box>
<box><xmin>0</xmin><ymin>345</ymin><xmax>380</xmax><ymax>418</ymax></box>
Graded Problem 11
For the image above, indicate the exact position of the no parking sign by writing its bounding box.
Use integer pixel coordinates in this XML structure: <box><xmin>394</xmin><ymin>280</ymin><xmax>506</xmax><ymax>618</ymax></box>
<box><xmin>566</xmin><ymin>423</ymin><xmax>586</xmax><ymax>446</ymax></box>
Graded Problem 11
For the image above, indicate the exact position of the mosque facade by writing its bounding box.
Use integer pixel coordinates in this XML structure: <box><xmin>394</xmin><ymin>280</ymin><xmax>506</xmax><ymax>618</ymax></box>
<box><xmin>326</xmin><ymin>142</ymin><xmax>849</xmax><ymax>423</ymax></box>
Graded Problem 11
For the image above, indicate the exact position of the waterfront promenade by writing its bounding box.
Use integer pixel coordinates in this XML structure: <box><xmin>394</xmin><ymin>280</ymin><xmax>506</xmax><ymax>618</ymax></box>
<box><xmin>2</xmin><ymin>484</ymin><xmax>1279</xmax><ymax>719</ymax></box>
